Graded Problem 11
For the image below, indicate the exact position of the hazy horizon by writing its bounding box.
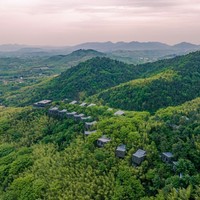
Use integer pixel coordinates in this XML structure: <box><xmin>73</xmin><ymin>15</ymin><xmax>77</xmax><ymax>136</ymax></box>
<box><xmin>0</xmin><ymin>41</ymin><xmax>200</xmax><ymax>48</ymax></box>
<box><xmin>1</xmin><ymin>0</ymin><xmax>200</xmax><ymax>46</ymax></box>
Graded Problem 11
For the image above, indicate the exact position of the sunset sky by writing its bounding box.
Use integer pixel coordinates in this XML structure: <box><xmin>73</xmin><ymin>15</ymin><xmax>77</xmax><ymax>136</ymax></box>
<box><xmin>0</xmin><ymin>0</ymin><xmax>200</xmax><ymax>46</ymax></box>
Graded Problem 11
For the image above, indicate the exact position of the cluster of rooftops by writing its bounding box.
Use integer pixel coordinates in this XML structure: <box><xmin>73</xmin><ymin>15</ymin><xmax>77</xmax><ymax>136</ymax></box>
<box><xmin>33</xmin><ymin>99</ymin><xmax>125</xmax><ymax>116</ymax></box>
<box><xmin>33</xmin><ymin>99</ymin><xmax>176</xmax><ymax>166</ymax></box>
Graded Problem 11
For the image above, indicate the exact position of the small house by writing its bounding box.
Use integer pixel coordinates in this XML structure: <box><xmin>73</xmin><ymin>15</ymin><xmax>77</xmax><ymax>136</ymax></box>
<box><xmin>162</xmin><ymin>152</ymin><xmax>174</xmax><ymax>163</ymax></box>
<box><xmin>48</xmin><ymin>107</ymin><xmax>59</xmax><ymax>116</ymax></box>
<box><xmin>85</xmin><ymin>121</ymin><xmax>97</xmax><ymax>130</ymax></box>
<box><xmin>114</xmin><ymin>110</ymin><xmax>125</xmax><ymax>116</ymax></box>
<box><xmin>74</xmin><ymin>113</ymin><xmax>85</xmax><ymax>121</ymax></box>
<box><xmin>132</xmin><ymin>149</ymin><xmax>146</xmax><ymax>165</ymax></box>
<box><xmin>66</xmin><ymin>111</ymin><xmax>77</xmax><ymax>118</ymax></box>
<box><xmin>115</xmin><ymin>144</ymin><xmax>126</xmax><ymax>158</ymax></box>
<box><xmin>80</xmin><ymin>102</ymin><xmax>87</xmax><ymax>107</ymax></box>
<box><xmin>58</xmin><ymin>109</ymin><xmax>67</xmax><ymax>118</ymax></box>
<box><xmin>33</xmin><ymin>100</ymin><xmax>52</xmax><ymax>108</ymax></box>
<box><xmin>87</xmin><ymin>103</ymin><xmax>96</xmax><ymax>107</ymax></box>
<box><xmin>69</xmin><ymin>100</ymin><xmax>77</xmax><ymax>105</ymax></box>
<box><xmin>97</xmin><ymin>136</ymin><xmax>111</xmax><ymax>147</ymax></box>
<box><xmin>84</xmin><ymin>130</ymin><xmax>97</xmax><ymax>136</ymax></box>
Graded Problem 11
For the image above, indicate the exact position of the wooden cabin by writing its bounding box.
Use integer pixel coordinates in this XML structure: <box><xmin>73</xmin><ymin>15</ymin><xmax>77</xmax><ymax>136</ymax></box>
<box><xmin>85</xmin><ymin>121</ymin><xmax>97</xmax><ymax>130</ymax></box>
<box><xmin>114</xmin><ymin>110</ymin><xmax>125</xmax><ymax>116</ymax></box>
<box><xmin>161</xmin><ymin>152</ymin><xmax>174</xmax><ymax>163</ymax></box>
<box><xmin>84</xmin><ymin>130</ymin><xmax>97</xmax><ymax>136</ymax></box>
<box><xmin>58</xmin><ymin>109</ymin><xmax>67</xmax><ymax>118</ymax></box>
<box><xmin>33</xmin><ymin>100</ymin><xmax>52</xmax><ymax>108</ymax></box>
<box><xmin>132</xmin><ymin>149</ymin><xmax>146</xmax><ymax>165</ymax></box>
<box><xmin>66</xmin><ymin>111</ymin><xmax>77</xmax><ymax>118</ymax></box>
<box><xmin>115</xmin><ymin>144</ymin><xmax>126</xmax><ymax>158</ymax></box>
<box><xmin>48</xmin><ymin>107</ymin><xmax>59</xmax><ymax>116</ymax></box>
<box><xmin>97</xmin><ymin>136</ymin><xmax>111</xmax><ymax>147</ymax></box>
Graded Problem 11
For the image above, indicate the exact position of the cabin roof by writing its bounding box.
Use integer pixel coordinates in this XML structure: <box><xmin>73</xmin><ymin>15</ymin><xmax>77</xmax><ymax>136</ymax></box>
<box><xmin>81</xmin><ymin>116</ymin><xmax>91</xmax><ymax>120</ymax></box>
<box><xmin>67</xmin><ymin>111</ymin><xmax>77</xmax><ymax>115</ymax></box>
<box><xmin>80</xmin><ymin>102</ymin><xmax>87</xmax><ymax>107</ymax></box>
<box><xmin>69</xmin><ymin>100</ymin><xmax>77</xmax><ymax>105</ymax></box>
<box><xmin>84</xmin><ymin>130</ymin><xmax>97</xmax><ymax>135</ymax></box>
<box><xmin>59</xmin><ymin>109</ymin><xmax>67</xmax><ymax>113</ymax></box>
<box><xmin>38</xmin><ymin>100</ymin><xmax>52</xmax><ymax>104</ymax></box>
<box><xmin>98</xmin><ymin>135</ymin><xmax>111</xmax><ymax>143</ymax></box>
<box><xmin>85</xmin><ymin>121</ymin><xmax>97</xmax><ymax>126</ymax></box>
<box><xmin>162</xmin><ymin>152</ymin><xmax>173</xmax><ymax>158</ymax></box>
<box><xmin>133</xmin><ymin>149</ymin><xmax>146</xmax><ymax>158</ymax></box>
<box><xmin>116</xmin><ymin>144</ymin><xmax>126</xmax><ymax>152</ymax></box>
<box><xmin>87</xmin><ymin>103</ymin><xmax>96</xmax><ymax>107</ymax></box>
<box><xmin>114</xmin><ymin>110</ymin><xmax>125</xmax><ymax>116</ymax></box>
<box><xmin>49</xmin><ymin>107</ymin><xmax>59</xmax><ymax>111</ymax></box>
<box><xmin>74</xmin><ymin>113</ymin><xmax>85</xmax><ymax>117</ymax></box>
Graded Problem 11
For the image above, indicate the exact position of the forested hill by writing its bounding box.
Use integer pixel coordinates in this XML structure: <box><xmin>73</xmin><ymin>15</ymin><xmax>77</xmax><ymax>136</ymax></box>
<box><xmin>2</xmin><ymin>51</ymin><xmax>200</xmax><ymax>111</ymax></box>
<box><xmin>3</xmin><ymin>57</ymin><xmax>138</xmax><ymax>106</ymax></box>
<box><xmin>50</xmin><ymin>57</ymin><xmax>137</xmax><ymax>99</ymax></box>
<box><xmin>0</xmin><ymin>97</ymin><xmax>199</xmax><ymax>199</ymax></box>
<box><xmin>43</xmin><ymin>49</ymin><xmax>105</xmax><ymax>67</ymax></box>
<box><xmin>91</xmin><ymin>51</ymin><xmax>200</xmax><ymax>113</ymax></box>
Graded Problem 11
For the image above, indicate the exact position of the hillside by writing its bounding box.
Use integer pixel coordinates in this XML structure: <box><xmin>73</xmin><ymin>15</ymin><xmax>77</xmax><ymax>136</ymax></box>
<box><xmin>0</xmin><ymin>51</ymin><xmax>200</xmax><ymax>199</ymax></box>
<box><xmin>91</xmin><ymin>51</ymin><xmax>200</xmax><ymax>113</ymax></box>
<box><xmin>0</xmin><ymin>49</ymin><xmax>107</xmax><ymax>101</ymax></box>
<box><xmin>0</xmin><ymin>97</ymin><xmax>199</xmax><ymax>199</ymax></box>
<box><xmin>43</xmin><ymin>49</ymin><xmax>105</xmax><ymax>67</ymax></box>
<box><xmin>3</xmin><ymin>51</ymin><xmax>200</xmax><ymax>111</ymax></box>
<box><xmin>2</xmin><ymin>57</ymin><xmax>139</xmax><ymax>106</ymax></box>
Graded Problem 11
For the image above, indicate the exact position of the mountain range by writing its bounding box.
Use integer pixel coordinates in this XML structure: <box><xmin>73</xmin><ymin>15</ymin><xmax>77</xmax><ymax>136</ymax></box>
<box><xmin>0</xmin><ymin>41</ymin><xmax>199</xmax><ymax>54</ymax></box>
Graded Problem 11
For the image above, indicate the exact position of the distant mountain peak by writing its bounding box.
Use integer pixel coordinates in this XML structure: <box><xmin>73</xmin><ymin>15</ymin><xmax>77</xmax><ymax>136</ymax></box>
<box><xmin>173</xmin><ymin>42</ymin><xmax>198</xmax><ymax>49</ymax></box>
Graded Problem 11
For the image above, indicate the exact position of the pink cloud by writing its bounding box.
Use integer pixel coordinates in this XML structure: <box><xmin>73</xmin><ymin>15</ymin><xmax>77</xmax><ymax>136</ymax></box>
<box><xmin>0</xmin><ymin>0</ymin><xmax>200</xmax><ymax>45</ymax></box>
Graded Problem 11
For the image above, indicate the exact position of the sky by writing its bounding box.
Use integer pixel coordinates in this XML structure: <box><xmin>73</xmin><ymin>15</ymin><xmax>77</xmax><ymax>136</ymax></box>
<box><xmin>0</xmin><ymin>0</ymin><xmax>200</xmax><ymax>46</ymax></box>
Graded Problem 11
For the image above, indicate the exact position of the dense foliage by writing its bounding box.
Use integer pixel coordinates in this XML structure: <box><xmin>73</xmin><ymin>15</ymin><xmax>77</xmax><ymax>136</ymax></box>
<box><xmin>0</xmin><ymin>97</ymin><xmax>199</xmax><ymax>199</ymax></box>
<box><xmin>92</xmin><ymin>51</ymin><xmax>200</xmax><ymax>113</ymax></box>
<box><xmin>0</xmin><ymin>51</ymin><xmax>200</xmax><ymax>199</ymax></box>
<box><xmin>3</xmin><ymin>57</ymin><xmax>140</xmax><ymax>106</ymax></box>
<box><xmin>3</xmin><ymin>51</ymin><xmax>200</xmax><ymax>113</ymax></box>
<box><xmin>0</xmin><ymin>49</ymin><xmax>105</xmax><ymax>102</ymax></box>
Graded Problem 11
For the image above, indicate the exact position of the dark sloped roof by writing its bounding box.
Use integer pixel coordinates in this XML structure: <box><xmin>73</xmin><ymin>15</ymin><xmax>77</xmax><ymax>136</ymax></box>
<box><xmin>116</xmin><ymin>144</ymin><xmax>126</xmax><ymax>152</ymax></box>
<box><xmin>133</xmin><ymin>149</ymin><xmax>146</xmax><ymax>158</ymax></box>
<box><xmin>162</xmin><ymin>152</ymin><xmax>173</xmax><ymax>158</ymax></box>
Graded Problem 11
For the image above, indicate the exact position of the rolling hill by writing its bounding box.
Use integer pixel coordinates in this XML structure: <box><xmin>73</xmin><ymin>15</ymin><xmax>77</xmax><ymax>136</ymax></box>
<box><xmin>2</xmin><ymin>51</ymin><xmax>200</xmax><ymax>113</ymax></box>
<box><xmin>2</xmin><ymin>57</ymin><xmax>139</xmax><ymax>106</ymax></box>
<box><xmin>43</xmin><ymin>49</ymin><xmax>105</xmax><ymax>67</ymax></box>
<box><xmin>90</xmin><ymin>51</ymin><xmax>200</xmax><ymax>112</ymax></box>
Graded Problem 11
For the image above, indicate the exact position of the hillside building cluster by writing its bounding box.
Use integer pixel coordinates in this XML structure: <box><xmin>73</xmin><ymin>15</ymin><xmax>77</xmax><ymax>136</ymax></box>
<box><xmin>33</xmin><ymin>99</ymin><xmax>177</xmax><ymax>167</ymax></box>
